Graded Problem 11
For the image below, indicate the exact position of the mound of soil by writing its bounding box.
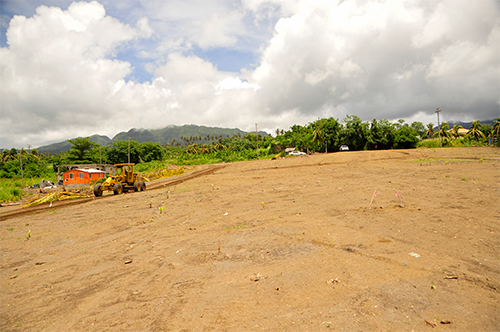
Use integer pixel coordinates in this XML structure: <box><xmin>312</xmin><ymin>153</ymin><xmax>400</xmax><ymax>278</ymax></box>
<box><xmin>1</xmin><ymin>147</ymin><xmax>499</xmax><ymax>331</ymax></box>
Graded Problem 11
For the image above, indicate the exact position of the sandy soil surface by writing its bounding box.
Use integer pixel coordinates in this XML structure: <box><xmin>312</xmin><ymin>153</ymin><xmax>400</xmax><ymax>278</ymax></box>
<box><xmin>1</xmin><ymin>147</ymin><xmax>499</xmax><ymax>332</ymax></box>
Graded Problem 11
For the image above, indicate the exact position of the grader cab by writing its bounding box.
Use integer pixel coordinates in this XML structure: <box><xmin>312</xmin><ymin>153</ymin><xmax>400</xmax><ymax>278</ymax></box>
<box><xmin>93</xmin><ymin>163</ymin><xmax>146</xmax><ymax>197</ymax></box>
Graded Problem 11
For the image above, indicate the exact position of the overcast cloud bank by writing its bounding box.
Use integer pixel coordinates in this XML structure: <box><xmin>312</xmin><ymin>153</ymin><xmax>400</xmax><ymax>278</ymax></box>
<box><xmin>1</xmin><ymin>0</ymin><xmax>498</xmax><ymax>148</ymax></box>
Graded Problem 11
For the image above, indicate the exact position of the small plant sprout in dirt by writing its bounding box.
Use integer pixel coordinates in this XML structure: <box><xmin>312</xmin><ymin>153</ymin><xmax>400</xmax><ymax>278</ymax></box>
<box><xmin>26</xmin><ymin>230</ymin><xmax>31</xmax><ymax>240</ymax></box>
<box><xmin>149</xmin><ymin>199</ymin><xmax>153</xmax><ymax>208</ymax></box>
<box><xmin>159</xmin><ymin>207</ymin><xmax>166</xmax><ymax>214</ymax></box>
<box><xmin>262</xmin><ymin>201</ymin><xmax>265</xmax><ymax>209</ymax></box>
<box><xmin>393</xmin><ymin>189</ymin><xmax>404</xmax><ymax>208</ymax></box>
<box><xmin>369</xmin><ymin>189</ymin><xmax>377</xmax><ymax>209</ymax></box>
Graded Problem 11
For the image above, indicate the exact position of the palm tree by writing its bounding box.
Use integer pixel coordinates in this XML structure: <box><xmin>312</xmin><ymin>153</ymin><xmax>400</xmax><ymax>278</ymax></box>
<box><xmin>215</xmin><ymin>142</ymin><xmax>225</xmax><ymax>151</ymax></box>
<box><xmin>426</xmin><ymin>123</ymin><xmax>434</xmax><ymax>139</ymax></box>
<box><xmin>452</xmin><ymin>124</ymin><xmax>464</xmax><ymax>138</ymax></box>
<box><xmin>312</xmin><ymin>127</ymin><xmax>323</xmax><ymax>144</ymax></box>
<box><xmin>435</xmin><ymin>122</ymin><xmax>451</xmax><ymax>139</ymax></box>
<box><xmin>312</xmin><ymin>126</ymin><xmax>324</xmax><ymax>152</ymax></box>
<box><xmin>492</xmin><ymin>118</ymin><xmax>500</xmax><ymax>138</ymax></box>
<box><xmin>186</xmin><ymin>143</ymin><xmax>200</xmax><ymax>155</ymax></box>
<box><xmin>467</xmin><ymin>120</ymin><xmax>485</xmax><ymax>141</ymax></box>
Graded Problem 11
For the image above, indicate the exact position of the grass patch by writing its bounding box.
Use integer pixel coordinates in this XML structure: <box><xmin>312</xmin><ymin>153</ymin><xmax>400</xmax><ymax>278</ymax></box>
<box><xmin>417</xmin><ymin>137</ymin><xmax>489</xmax><ymax>149</ymax></box>
<box><xmin>134</xmin><ymin>160</ymin><xmax>168</xmax><ymax>173</ymax></box>
<box><xmin>417</xmin><ymin>139</ymin><xmax>441</xmax><ymax>148</ymax></box>
<box><xmin>225</xmin><ymin>222</ymin><xmax>246</xmax><ymax>231</ymax></box>
<box><xmin>0</xmin><ymin>180</ymin><xmax>24</xmax><ymax>203</ymax></box>
<box><xmin>0</xmin><ymin>175</ymin><xmax>58</xmax><ymax>203</ymax></box>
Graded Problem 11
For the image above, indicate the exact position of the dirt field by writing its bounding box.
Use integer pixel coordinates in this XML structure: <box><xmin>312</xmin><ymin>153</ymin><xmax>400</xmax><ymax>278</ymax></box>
<box><xmin>1</xmin><ymin>147</ymin><xmax>499</xmax><ymax>332</ymax></box>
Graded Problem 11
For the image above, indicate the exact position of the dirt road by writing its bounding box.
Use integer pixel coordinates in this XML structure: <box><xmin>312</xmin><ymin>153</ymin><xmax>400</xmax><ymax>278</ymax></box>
<box><xmin>1</xmin><ymin>147</ymin><xmax>499</xmax><ymax>331</ymax></box>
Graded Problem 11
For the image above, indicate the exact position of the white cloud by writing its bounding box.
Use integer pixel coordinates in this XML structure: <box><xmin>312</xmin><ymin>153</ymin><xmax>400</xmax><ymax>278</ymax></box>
<box><xmin>155</xmin><ymin>53</ymin><xmax>217</xmax><ymax>85</ymax></box>
<box><xmin>136</xmin><ymin>16</ymin><xmax>153</xmax><ymax>38</ymax></box>
<box><xmin>249</xmin><ymin>0</ymin><xmax>499</xmax><ymax>126</ymax></box>
<box><xmin>0</xmin><ymin>1</ymin><xmax>140</xmax><ymax>146</ymax></box>
<box><xmin>0</xmin><ymin>0</ymin><xmax>498</xmax><ymax>149</ymax></box>
<box><xmin>217</xmin><ymin>77</ymin><xmax>260</xmax><ymax>92</ymax></box>
<box><xmin>135</xmin><ymin>0</ymin><xmax>247</xmax><ymax>51</ymax></box>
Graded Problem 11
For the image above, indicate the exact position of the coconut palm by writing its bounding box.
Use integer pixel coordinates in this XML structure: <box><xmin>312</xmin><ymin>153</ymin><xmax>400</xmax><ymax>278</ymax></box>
<box><xmin>467</xmin><ymin>120</ymin><xmax>485</xmax><ymax>141</ymax></box>
<box><xmin>312</xmin><ymin>126</ymin><xmax>325</xmax><ymax>152</ymax></box>
<box><xmin>312</xmin><ymin>127</ymin><xmax>323</xmax><ymax>145</ymax></box>
<box><xmin>492</xmin><ymin>118</ymin><xmax>500</xmax><ymax>138</ymax></box>
<box><xmin>215</xmin><ymin>142</ymin><xmax>225</xmax><ymax>151</ymax></box>
<box><xmin>1</xmin><ymin>148</ymin><xmax>19</xmax><ymax>162</ymax></box>
<box><xmin>186</xmin><ymin>143</ymin><xmax>200</xmax><ymax>155</ymax></box>
<box><xmin>425</xmin><ymin>123</ymin><xmax>434</xmax><ymax>138</ymax></box>
<box><xmin>435</xmin><ymin>122</ymin><xmax>451</xmax><ymax>139</ymax></box>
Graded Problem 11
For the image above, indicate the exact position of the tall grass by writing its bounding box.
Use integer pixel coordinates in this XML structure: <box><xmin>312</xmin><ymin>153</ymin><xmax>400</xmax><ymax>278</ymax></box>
<box><xmin>0</xmin><ymin>180</ymin><xmax>24</xmax><ymax>203</ymax></box>
<box><xmin>0</xmin><ymin>175</ymin><xmax>58</xmax><ymax>203</ymax></box>
<box><xmin>417</xmin><ymin>139</ymin><xmax>440</xmax><ymax>148</ymax></box>
<box><xmin>417</xmin><ymin>137</ymin><xmax>489</xmax><ymax>148</ymax></box>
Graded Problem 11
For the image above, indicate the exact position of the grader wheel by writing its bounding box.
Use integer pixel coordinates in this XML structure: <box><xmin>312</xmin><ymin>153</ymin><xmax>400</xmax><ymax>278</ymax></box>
<box><xmin>113</xmin><ymin>183</ymin><xmax>123</xmax><ymax>195</ymax></box>
<box><xmin>94</xmin><ymin>184</ymin><xmax>103</xmax><ymax>197</ymax></box>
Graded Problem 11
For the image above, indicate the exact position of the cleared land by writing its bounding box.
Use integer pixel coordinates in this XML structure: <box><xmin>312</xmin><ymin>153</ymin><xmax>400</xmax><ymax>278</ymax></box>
<box><xmin>1</xmin><ymin>147</ymin><xmax>499</xmax><ymax>331</ymax></box>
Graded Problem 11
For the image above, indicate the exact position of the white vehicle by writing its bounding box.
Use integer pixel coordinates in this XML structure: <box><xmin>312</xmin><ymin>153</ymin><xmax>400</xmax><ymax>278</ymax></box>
<box><xmin>288</xmin><ymin>150</ymin><xmax>306</xmax><ymax>156</ymax></box>
<box><xmin>340</xmin><ymin>145</ymin><xmax>349</xmax><ymax>151</ymax></box>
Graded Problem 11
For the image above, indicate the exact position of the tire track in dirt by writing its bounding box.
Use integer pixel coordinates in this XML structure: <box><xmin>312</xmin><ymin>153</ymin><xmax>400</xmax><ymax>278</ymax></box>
<box><xmin>0</xmin><ymin>165</ymin><xmax>226</xmax><ymax>221</ymax></box>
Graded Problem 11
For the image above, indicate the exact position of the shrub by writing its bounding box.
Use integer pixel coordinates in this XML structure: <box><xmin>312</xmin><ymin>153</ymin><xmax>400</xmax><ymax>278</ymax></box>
<box><xmin>417</xmin><ymin>139</ymin><xmax>440</xmax><ymax>148</ymax></box>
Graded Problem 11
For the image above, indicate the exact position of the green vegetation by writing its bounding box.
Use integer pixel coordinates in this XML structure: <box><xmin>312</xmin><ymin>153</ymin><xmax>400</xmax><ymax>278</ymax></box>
<box><xmin>1</xmin><ymin>116</ymin><xmax>497</xmax><ymax>203</ymax></box>
<box><xmin>417</xmin><ymin>139</ymin><xmax>441</xmax><ymax>149</ymax></box>
<box><xmin>0</xmin><ymin>180</ymin><xmax>24</xmax><ymax>202</ymax></box>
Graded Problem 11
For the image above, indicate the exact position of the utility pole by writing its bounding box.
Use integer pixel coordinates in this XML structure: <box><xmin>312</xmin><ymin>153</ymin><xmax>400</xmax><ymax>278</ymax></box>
<box><xmin>255</xmin><ymin>123</ymin><xmax>259</xmax><ymax>160</ymax></box>
<box><xmin>128</xmin><ymin>137</ymin><xmax>131</xmax><ymax>164</ymax></box>
<box><xmin>19</xmin><ymin>149</ymin><xmax>24</xmax><ymax>188</ymax></box>
<box><xmin>435</xmin><ymin>108</ymin><xmax>442</xmax><ymax>148</ymax></box>
<box><xmin>99</xmin><ymin>145</ymin><xmax>102</xmax><ymax>164</ymax></box>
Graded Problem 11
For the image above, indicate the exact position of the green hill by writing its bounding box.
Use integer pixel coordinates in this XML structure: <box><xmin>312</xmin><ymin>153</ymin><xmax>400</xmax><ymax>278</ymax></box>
<box><xmin>36</xmin><ymin>125</ymin><xmax>267</xmax><ymax>154</ymax></box>
<box><xmin>37</xmin><ymin>135</ymin><xmax>111</xmax><ymax>154</ymax></box>
<box><xmin>112</xmin><ymin>125</ymin><xmax>256</xmax><ymax>146</ymax></box>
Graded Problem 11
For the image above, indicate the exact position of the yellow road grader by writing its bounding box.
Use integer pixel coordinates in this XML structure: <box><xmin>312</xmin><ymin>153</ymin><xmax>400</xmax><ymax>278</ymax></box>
<box><xmin>93</xmin><ymin>163</ymin><xmax>146</xmax><ymax>197</ymax></box>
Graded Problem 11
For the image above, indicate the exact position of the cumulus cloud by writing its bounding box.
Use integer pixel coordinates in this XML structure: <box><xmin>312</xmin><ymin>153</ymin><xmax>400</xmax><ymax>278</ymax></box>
<box><xmin>251</xmin><ymin>0</ymin><xmax>499</xmax><ymax>127</ymax></box>
<box><xmin>0</xmin><ymin>1</ymin><xmax>142</xmax><ymax>146</ymax></box>
<box><xmin>0</xmin><ymin>0</ymin><xmax>498</xmax><ymax>149</ymax></box>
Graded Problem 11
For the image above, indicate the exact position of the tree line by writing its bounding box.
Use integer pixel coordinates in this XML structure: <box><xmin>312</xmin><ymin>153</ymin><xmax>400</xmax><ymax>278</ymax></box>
<box><xmin>1</xmin><ymin>116</ymin><xmax>499</xmax><ymax>179</ymax></box>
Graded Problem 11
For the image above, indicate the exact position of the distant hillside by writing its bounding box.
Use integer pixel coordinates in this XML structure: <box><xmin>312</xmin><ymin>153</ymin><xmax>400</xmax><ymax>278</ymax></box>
<box><xmin>37</xmin><ymin>135</ymin><xmax>111</xmax><ymax>154</ymax></box>
<box><xmin>438</xmin><ymin>119</ymin><xmax>496</xmax><ymax>130</ymax></box>
<box><xmin>112</xmin><ymin>124</ymin><xmax>255</xmax><ymax>146</ymax></box>
<box><xmin>36</xmin><ymin>125</ymin><xmax>267</xmax><ymax>154</ymax></box>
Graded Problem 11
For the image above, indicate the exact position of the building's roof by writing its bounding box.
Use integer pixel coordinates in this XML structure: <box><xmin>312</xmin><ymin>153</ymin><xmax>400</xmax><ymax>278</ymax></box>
<box><xmin>447</xmin><ymin>128</ymin><xmax>468</xmax><ymax>135</ymax></box>
<box><xmin>64</xmin><ymin>168</ymin><xmax>105</xmax><ymax>174</ymax></box>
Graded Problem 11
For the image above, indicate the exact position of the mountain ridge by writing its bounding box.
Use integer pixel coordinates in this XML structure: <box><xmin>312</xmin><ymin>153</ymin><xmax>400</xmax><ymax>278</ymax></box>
<box><xmin>35</xmin><ymin>124</ymin><xmax>267</xmax><ymax>154</ymax></box>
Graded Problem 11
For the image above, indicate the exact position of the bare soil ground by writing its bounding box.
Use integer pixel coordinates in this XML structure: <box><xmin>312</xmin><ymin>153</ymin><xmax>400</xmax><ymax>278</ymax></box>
<box><xmin>1</xmin><ymin>147</ymin><xmax>499</xmax><ymax>332</ymax></box>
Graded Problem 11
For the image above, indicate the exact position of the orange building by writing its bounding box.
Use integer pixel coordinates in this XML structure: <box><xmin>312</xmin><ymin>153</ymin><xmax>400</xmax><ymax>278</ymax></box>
<box><xmin>62</xmin><ymin>169</ymin><xmax>106</xmax><ymax>185</ymax></box>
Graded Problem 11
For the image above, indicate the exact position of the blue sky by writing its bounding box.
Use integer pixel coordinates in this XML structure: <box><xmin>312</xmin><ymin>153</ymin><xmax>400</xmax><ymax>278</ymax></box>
<box><xmin>1</xmin><ymin>0</ymin><xmax>268</xmax><ymax>82</ymax></box>
<box><xmin>0</xmin><ymin>0</ymin><xmax>498</xmax><ymax>148</ymax></box>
